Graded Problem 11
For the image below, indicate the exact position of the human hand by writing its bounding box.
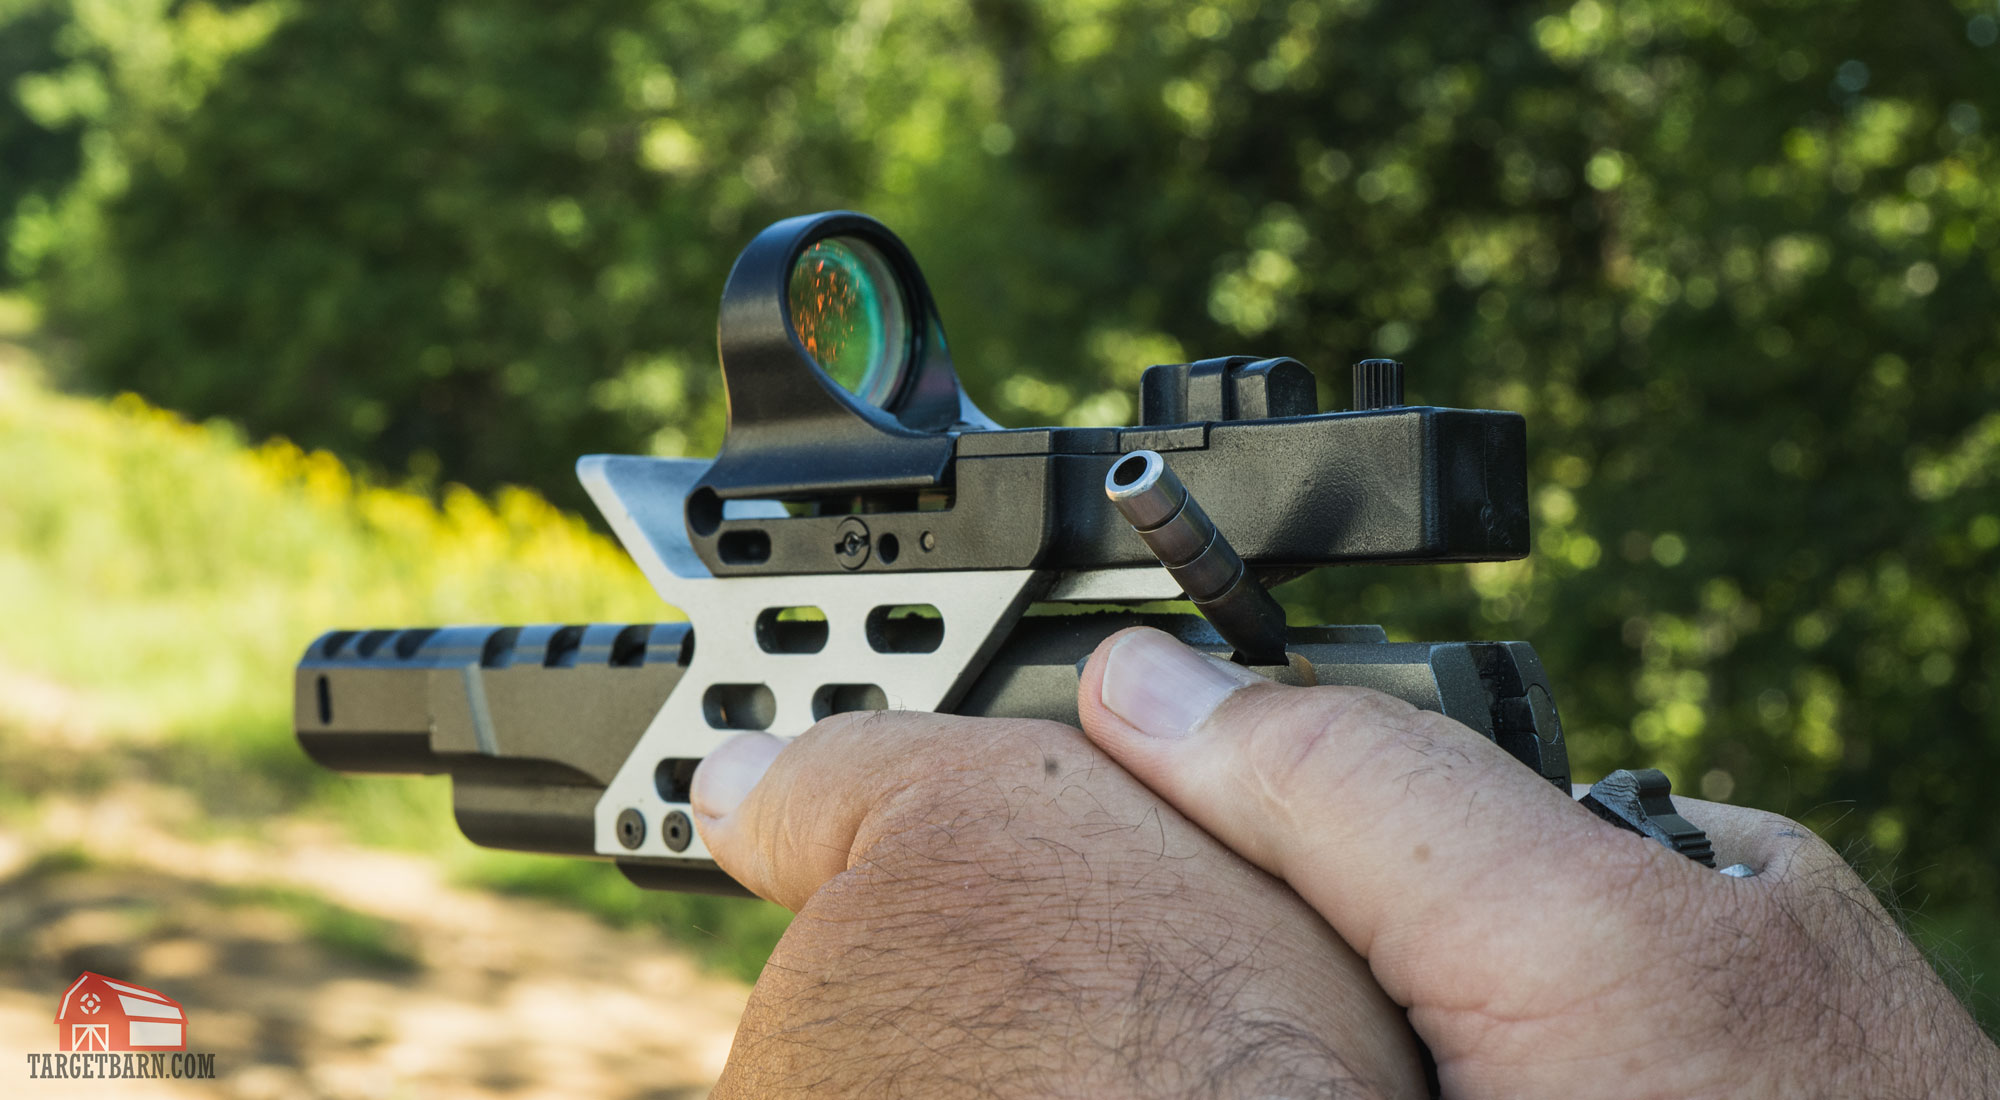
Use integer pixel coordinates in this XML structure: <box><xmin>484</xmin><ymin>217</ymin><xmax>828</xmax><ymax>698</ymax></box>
<box><xmin>690</xmin><ymin>711</ymin><xmax>1427</xmax><ymax>1099</ymax></box>
<box><xmin>1077</xmin><ymin>626</ymin><xmax>2000</xmax><ymax>1099</ymax></box>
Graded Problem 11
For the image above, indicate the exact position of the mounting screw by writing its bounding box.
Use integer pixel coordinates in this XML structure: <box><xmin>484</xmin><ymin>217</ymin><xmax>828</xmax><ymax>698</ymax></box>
<box><xmin>662</xmin><ymin>810</ymin><xmax>693</xmax><ymax>853</ymax></box>
<box><xmin>920</xmin><ymin>531</ymin><xmax>936</xmax><ymax>552</ymax></box>
<box><xmin>834</xmin><ymin>517</ymin><xmax>871</xmax><ymax>570</ymax></box>
<box><xmin>616</xmin><ymin>808</ymin><xmax>646</xmax><ymax>850</ymax></box>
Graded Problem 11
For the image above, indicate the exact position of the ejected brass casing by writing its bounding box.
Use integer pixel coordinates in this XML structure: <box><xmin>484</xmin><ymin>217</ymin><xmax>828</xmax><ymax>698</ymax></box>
<box><xmin>1104</xmin><ymin>450</ymin><xmax>1290</xmax><ymax>665</ymax></box>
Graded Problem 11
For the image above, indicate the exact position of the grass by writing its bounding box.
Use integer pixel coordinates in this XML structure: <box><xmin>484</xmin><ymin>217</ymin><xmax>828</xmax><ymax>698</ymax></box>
<box><xmin>0</xmin><ymin>338</ymin><xmax>661</xmax><ymax>738</ymax></box>
<box><xmin>0</xmin><ymin>321</ymin><xmax>790</xmax><ymax>977</ymax></box>
<box><xmin>458</xmin><ymin>854</ymin><xmax>791</xmax><ymax>984</ymax></box>
<box><xmin>6</xmin><ymin>846</ymin><xmax>418</xmax><ymax>972</ymax></box>
<box><xmin>212</xmin><ymin>883</ymin><xmax>423</xmax><ymax>972</ymax></box>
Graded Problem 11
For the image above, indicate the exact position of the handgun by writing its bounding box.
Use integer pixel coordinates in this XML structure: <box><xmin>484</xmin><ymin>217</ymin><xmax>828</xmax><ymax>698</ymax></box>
<box><xmin>294</xmin><ymin>210</ymin><xmax>1609</xmax><ymax>897</ymax></box>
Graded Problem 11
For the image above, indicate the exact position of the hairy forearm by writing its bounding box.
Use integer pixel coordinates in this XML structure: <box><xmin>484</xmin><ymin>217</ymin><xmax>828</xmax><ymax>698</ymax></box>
<box><xmin>1730</xmin><ymin>852</ymin><xmax>2000</xmax><ymax>1100</ymax></box>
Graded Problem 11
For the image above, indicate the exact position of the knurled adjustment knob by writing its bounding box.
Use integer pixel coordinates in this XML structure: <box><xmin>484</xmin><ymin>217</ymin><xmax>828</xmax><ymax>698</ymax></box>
<box><xmin>1351</xmin><ymin>359</ymin><xmax>1406</xmax><ymax>411</ymax></box>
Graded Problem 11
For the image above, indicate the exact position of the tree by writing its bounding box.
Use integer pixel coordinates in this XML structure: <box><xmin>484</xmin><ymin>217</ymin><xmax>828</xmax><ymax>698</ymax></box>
<box><xmin>10</xmin><ymin>0</ymin><xmax>1999</xmax><ymax>1017</ymax></box>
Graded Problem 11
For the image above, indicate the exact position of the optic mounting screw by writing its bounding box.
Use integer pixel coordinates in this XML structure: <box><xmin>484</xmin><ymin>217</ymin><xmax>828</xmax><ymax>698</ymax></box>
<box><xmin>662</xmin><ymin>810</ymin><xmax>693</xmax><ymax>853</ymax></box>
<box><xmin>615</xmin><ymin>808</ymin><xmax>646</xmax><ymax>850</ymax></box>
<box><xmin>834</xmin><ymin>517</ymin><xmax>871</xmax><ymax>570</ymax></box>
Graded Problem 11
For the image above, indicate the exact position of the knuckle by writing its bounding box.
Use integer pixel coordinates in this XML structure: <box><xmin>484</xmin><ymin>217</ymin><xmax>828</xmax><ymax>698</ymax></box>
<box><xmin>793</xmin><ymin>704</ymin><xmax>902</xmax><ymax>749</ymax></box>
<box><xmin>845</xmin><ymin>717</ymin><xmax>1094</xmax><ymax>857</ymax></box>
<box><xmin>732</xmin><ymin>714</ymin><xmax>1107</xmax><ymax>909</ymax></box>
<box><xmin>1234</xmin><ymin>686</ymin><xmax>1426</xmax><ymax>840</ymax></box>
<box><xmin>1734</xmin><ymin>810</ymin><xmax>1852</xmax><ymax>887</ymax></box>
<box><xmin>1237</xmin><ymin>685</ymin><xmax>1458</xmax><ymax>808</ymax></box>
<box><xmin>1769</xmin><ymin>816</ymin><xmax>1843</xmax><ymax>868</ymax></box>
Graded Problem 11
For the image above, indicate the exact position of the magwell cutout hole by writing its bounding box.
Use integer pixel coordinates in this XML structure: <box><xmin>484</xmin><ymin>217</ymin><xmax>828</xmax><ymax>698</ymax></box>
<box><xmin>655</xmin><ymin>757</ymin><xmax>701</xmax><ymax>802</ymax></box>
<box><xmin>315</xmin><ymin>675</ymin><xmax>332</xmax><ymax>725</ymax></box>
<box><xmin>866</xmin><ymin>604</ymin><xmax>944</xmax><ymax>654</ymax></box>
<box><xmin>702</xmin><ymin>683</ymin><xmax>776</xmax><ymax>730</ymax></box>
<box><xmin>718</xmin><ymin>529</ymin><xmax>772</xmax><ymax>565</ymax></box>
<box><xmin>812</xmin><ymin>683</ymin><xmax>888</xmax><ymax>719</ymax></box>
<box><xmin>756</xmin><ymin>606</ymin><xmax>828</xmax><ymax>654</ymax></box>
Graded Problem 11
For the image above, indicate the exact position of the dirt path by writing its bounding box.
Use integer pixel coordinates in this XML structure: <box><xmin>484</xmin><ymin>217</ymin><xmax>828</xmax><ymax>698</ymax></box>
<box><xmin>0</xmin><ymin>697</ymin><xmax>751</xmax><ymax>1098</ymax></box>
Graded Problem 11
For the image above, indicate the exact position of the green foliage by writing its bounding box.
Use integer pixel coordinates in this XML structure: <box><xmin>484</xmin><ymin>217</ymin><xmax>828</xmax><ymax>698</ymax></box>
<box><xmin>974</xmin><ymin>0</ymin><xmax>2000</xmax><ymax>938</ymax></box>
<box><xmin>10</xmin><ymin>0</ymin><xmax>881</xmax><ymax>504</ymax></box>
<box><xmin>0</xmin><ymin>330</ymin><xmax>661</xmax><ymax>736</ymax></box>
<box><xmin>4</xmin><ymin>0</ymin><xmax>1999</xmax><ymax>1021</ymax></box>
<box><xmin>914</xmin><ymin>0</ymin><xmax>2000</xmax><ymax>930</ymax></box>
<box><xmin>0</xmin><ymin>338</ymin><xmax>792</xmax><ymax>972</ymax></box>
<box><xmin>0</xmin><ymin>0</ymin><xmax>79</xmax><ymax>271</ymax></box>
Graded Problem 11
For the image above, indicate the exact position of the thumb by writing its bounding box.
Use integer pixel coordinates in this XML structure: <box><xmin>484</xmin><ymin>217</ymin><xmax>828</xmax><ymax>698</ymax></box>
<box><xmin>1075</xmin><ymin>627</ymin><xmax>1692</xmax><ymax>998</ymax></box>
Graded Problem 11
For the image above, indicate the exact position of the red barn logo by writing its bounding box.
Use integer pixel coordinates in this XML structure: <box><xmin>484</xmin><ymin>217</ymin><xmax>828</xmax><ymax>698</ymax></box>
<box><xmin>54</xmin><ymin>973</ymin><xmax>186</xmax><ymax>1052</ymax></box>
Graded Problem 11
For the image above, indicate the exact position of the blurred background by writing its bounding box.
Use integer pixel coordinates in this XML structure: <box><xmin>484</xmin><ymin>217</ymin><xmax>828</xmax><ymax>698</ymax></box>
<box><xmin>1</xmin><ymin>0</ymin><xmax>1996</xmax><ymax>1091</ymax></box>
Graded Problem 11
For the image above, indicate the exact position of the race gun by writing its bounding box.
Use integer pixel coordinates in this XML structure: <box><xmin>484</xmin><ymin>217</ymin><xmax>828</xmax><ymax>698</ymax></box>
<box><xmin>293</xmin><ymin>211</ymin><xmax>1586</xmax><ymax>897</ymax></box>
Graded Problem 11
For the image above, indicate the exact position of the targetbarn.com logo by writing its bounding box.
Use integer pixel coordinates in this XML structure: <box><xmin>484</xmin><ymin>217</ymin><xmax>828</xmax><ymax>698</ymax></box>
<box><xmin>23</xmin><ymin>973</ymin><xmax>216</xmax><ymax>1081</ymax></box>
